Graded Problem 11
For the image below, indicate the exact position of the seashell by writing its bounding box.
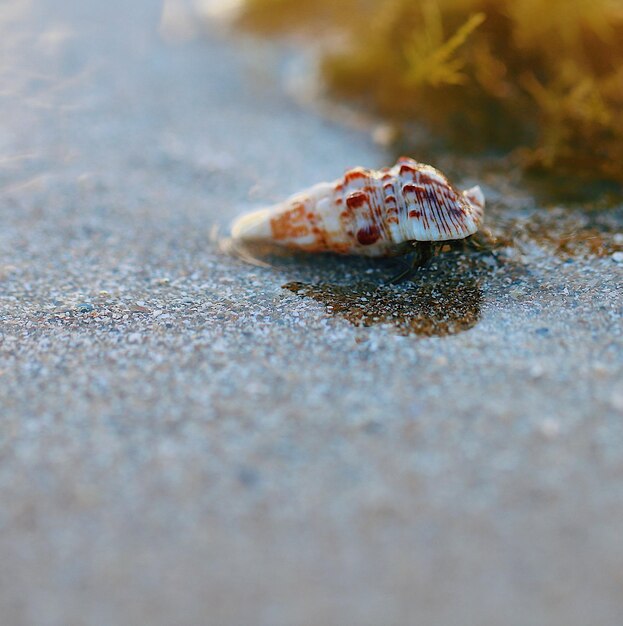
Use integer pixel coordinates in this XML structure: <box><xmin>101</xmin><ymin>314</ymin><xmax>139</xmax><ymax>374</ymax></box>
<box><xmin>231</xmin><ymin>157</ymin><xmax>485</xmax><ymax>258</ymax></box>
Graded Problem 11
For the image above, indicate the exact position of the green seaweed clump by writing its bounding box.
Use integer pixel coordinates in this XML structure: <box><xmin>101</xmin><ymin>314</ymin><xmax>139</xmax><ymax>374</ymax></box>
<box><xmin>240</xmin><ymin>0</ymin><xmax>623</xmax><ymax>183</ymax></box>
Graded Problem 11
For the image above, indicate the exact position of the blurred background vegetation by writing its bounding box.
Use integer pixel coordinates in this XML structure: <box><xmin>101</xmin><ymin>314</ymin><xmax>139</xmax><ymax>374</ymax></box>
<box><xmin>239</xmin><ymin>0</ymin><xmax>623</xmax><ymax>185</ymax></box>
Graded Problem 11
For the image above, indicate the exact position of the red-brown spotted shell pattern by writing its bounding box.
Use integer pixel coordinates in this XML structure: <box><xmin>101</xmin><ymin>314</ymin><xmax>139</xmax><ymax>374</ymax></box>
<box><xmin>231</xmin><ymin>157</ymin><xmax>485</xmax><ymax>257</ymax></box>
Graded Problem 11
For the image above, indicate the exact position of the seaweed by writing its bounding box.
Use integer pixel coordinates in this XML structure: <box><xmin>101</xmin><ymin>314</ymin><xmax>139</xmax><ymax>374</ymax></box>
<box><xmin>239</xmin><ymin>0</ymin><xmax>623</xmax><ymax>184</ymax></box>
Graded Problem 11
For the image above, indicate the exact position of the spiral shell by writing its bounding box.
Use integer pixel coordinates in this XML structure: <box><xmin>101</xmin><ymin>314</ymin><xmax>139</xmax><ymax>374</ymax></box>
<box><xmin>231</xmin><ymin>157</ymin><xmax>485</xmax><ymax>257</ymax></box>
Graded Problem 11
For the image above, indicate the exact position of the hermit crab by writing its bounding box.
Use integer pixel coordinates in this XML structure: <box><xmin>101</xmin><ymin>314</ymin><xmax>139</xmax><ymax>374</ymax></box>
<box><xmin>231</xmin><ymin>157</ymin><xmax>485</xmax><ymax>280</ymax></box>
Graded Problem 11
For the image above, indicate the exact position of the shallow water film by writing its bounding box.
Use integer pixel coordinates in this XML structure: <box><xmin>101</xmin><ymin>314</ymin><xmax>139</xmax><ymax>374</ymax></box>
<box><xmin>284</xmin><ymin>276</ymin><xmax>482</xmax><ymax>337</ymax></box>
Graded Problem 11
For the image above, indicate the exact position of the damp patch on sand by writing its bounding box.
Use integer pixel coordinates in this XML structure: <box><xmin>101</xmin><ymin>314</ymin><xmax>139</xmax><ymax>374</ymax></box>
<box><xmin>283</xmin><ymin>275</ymin><xmax>482</xmax><ymax>337</ymax></box>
